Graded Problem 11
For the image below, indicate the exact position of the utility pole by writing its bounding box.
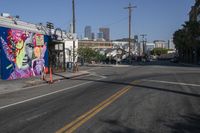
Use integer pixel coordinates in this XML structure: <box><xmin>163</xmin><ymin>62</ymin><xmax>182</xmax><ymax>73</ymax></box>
<box><xmin>140</xmin><ymin>34</ymin><xmax>147</xmax><ymax>56</ymax></box>
<box><xmin>124</xmin><ymin>3</ymin><xmax>136</xmax><ymax>64</ymax></box>
<box><xmin>72</xmin><ymin>0</ymin><xmax>76</xmax><ymax>64</ymax></box>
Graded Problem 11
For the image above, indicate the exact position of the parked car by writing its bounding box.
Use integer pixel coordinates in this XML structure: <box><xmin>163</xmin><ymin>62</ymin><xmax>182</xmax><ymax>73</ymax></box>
<box><xmin>170</xmin><ymin>58</ymin><xmax>179</xmax><ymax>63</ymax></box>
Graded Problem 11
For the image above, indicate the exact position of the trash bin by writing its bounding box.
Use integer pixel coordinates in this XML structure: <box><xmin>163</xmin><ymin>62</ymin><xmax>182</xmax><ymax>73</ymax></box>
<box><xmin>67</xmin><ymin>62</ymin><xmax>73</xmax><ymax>70</ymax></box>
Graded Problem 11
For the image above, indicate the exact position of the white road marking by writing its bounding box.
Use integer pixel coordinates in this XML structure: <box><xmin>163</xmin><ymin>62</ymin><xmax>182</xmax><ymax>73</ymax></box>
<box><xmin>0</xmin><ymin>72</ymin><xmax>91</xmax><ymax>95</ymax></box>
<box><xmin>141</xmin><ymin>79</ymin><xmax>200</xmax><ymax>87</ymax></box>
<box><xmin>0</xmin><ymin>77</ymin><xmax>106</xmax><ymax>110</ymax></box>
<box><xmin>90</xmin><ymin>72</ymin><xmax>107</xmax><ymax>79</ymax></box>
<box><xmin>26</xmin><ymin>112</ymin><xmax>47</xmax><ymax>121</ymax></box>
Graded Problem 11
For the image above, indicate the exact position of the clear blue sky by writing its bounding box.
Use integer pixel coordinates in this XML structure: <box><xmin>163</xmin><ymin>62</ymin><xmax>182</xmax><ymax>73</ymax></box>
<box><xmin>0</xmin><ymin>0</ymin><xmax>195</xmax><ymax>42</ymax></box>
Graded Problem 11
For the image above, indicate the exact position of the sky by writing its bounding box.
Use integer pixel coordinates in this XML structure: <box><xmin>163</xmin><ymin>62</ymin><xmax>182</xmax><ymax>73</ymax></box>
<box><xmin>0</xmin><ymin>0</ymin><xmax>195</xmax><ymax>42</ymax></box>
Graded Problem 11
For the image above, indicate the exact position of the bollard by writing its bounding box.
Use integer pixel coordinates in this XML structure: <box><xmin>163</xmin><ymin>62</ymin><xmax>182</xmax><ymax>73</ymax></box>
<box><xmin>41</xmin><ymin>66</ymin><xmax>45</xmax><ymax>81</ymax></box>
<box><xmin>49</xmin><ymin>67</ymin><xmax>53</xmax><ymax>84</ymax></box>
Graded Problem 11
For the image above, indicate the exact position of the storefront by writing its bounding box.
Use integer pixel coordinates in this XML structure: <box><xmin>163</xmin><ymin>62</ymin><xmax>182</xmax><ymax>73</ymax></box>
<box><xmin>49</xmin><ymin>40</ymin><xmax>66</xmax><ymax>72</ymax></box>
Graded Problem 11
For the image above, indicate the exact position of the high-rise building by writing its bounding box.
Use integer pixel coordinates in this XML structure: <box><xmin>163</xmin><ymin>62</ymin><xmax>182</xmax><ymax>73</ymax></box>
<box><xmin>99</xmin><ymin>27</ymin><xmax>110</xmax><ymax>41</ymax></box>
<box><xmin>84</xmin><ymin>26</ymin><xmax>92</xmax><ymax>39</ymax></box>
<box><xmin>91</xmin><ymin>32</ymin><xmax>95</xmax><ymax>40</ymax></box>
<box><xmin>97</xmin><ymin>32</ymin><xmax>104</xmax><ymax>40</ymax></box>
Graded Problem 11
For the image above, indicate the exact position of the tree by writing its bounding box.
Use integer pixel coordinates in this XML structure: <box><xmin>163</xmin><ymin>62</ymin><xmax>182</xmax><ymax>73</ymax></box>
<box><xmin>173</xmin><ymin>21</ymin><xmax>200</xmax><ymax>63</ymax></box>
<box><xmin>78</xmin><ymin>47</ymin><xmax>95</xmax><ymax>63</ymax></box>
<box><xmin>77</xmin><ymin>47</ymin><xmax>106</xmax><ymax>64</ymax></box>
<box><xmin>151</xmin><ymin>48</ymin><xmax>168</xmax><ymax>56</ymax></box>
<box><xmin>94</xmin><ymin>51</ymin><xmax>106</xmax><ymax>63</ymax></box>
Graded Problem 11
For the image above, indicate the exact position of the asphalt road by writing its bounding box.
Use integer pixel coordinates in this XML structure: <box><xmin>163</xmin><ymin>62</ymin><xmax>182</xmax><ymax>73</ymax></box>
<box><xmin>0</xmin><ymin>62</ymin><xmax>200</xmax><ymax>133</ymax></box>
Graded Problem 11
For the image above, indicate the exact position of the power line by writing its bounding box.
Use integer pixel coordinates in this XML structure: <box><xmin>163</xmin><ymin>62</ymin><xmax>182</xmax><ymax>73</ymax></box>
<box><xmin>102</xmin><ymin>17</ymin><xmax>128</xmax><ymax>27</ymax></box>
<box><xmin>77</xmin><ymin>17</ymin><xmax>128</xmax><ymax>39</ymax></box>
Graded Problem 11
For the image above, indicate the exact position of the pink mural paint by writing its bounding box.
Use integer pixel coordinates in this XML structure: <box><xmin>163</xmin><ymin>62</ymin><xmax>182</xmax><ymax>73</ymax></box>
<box><xmin>1</xmin><ymin>28</ymin><xmax>47</xmax><ymax>80</ymax></box>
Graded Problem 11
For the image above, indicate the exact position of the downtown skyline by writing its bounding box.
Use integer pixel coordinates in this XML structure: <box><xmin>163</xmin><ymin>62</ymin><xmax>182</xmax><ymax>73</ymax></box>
<box><xmin>0</xmin><ymin>0</ymin><xmax>195</xmax><ymax>41</ymax></box>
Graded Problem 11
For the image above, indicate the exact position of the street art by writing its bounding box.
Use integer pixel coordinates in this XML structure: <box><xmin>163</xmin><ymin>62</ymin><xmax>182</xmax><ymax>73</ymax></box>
<box><xmin>0</xmin><ymin>27</ymin><xmax>48</xmax><ymax>80</ymax></box>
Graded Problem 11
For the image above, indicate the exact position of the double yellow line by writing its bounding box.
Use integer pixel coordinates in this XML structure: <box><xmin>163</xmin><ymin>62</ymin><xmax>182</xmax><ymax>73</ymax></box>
<box><xmin>56</xmin><ymin>83</ymin><xmax>134</xmax><ymax>133</ymax></box>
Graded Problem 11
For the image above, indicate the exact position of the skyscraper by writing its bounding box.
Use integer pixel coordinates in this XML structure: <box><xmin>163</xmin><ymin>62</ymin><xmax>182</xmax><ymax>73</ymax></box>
<box><xmin>99</xmin><ymin>27</ymin><xmax>110</xmax><ymax>41</ymax></box>
<box><xmin>97</xmin><ymin>32</ymin><xmax>104</xmax><ymax>40</ymax></box>
<box><xmin>91</xmin><ymin>32</ymin><xmax>95</xmax><ymax>40</ymax></box>
<box><xmin>84</xmin><ymin>26</ymin><xmax>92</xmax><ymax>39</ymax></box>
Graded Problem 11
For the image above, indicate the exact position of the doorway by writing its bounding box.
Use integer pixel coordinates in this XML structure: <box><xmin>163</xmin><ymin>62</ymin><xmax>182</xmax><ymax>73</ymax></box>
<box><xmin>49</xmin><ymin>41</ymin><xmax>66</xmax><ymax>73</ymax></box>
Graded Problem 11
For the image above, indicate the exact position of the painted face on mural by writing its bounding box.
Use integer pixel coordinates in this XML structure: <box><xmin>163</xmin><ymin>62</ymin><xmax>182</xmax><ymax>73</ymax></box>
<box><xmin>21</xmin><ymin>43</ymin><xmax>34</xmax><ymax>69</ymax></box>
<box><xmin>0</xmin><ymin>28</ymin><xmax>47</xmax><ymax>80</ymax></box>
<box><xmin>21</xmin><ymin>33</ymin><xmax>35</xmax><ymax>69</ymax></box>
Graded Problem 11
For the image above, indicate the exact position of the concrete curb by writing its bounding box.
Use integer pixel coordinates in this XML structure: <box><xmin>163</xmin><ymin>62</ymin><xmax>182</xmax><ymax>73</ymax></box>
<box><xmin>0</xmin><ymin>71</ymin><xmax>90</xmax><ymax>95</ymax></box>
<box><xmin>179</xmin><ymin>63</ymin><xmax>200</xmax><ymax>67</ymax></box>
<box><xmin>86</xmin><ymin>64</ymin><xmax>131</xmax><ymax>67</ymax></box>
<box><xmin>25</xmin><ymin>71</ymin><xmax>90</xmax><ymax>86</ymax></box>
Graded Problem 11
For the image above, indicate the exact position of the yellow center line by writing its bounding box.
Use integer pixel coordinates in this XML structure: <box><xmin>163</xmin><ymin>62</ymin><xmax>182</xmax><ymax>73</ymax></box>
<box><xmin>56</xmin><ymin>81</ymin><xmax>137</xmax><ymax>133</ymax></box>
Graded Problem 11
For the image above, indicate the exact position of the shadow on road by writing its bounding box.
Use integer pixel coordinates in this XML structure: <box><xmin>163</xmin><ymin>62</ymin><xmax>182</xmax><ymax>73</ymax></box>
<box><xmin>130</xmin><ymin>60</ymin><xmax>200</xmax><ymax>68</ymax></box>
<box><xmin>165</xmin><ymin>114</ymin><xmax>200</xmax><ymax>133</ymax></box>
<box><xmin>133</xmin><ymin>84</ymin><xmax>200</xmax><ymax>98</ymax></box>
<box><xmin>99</xmin><ymin>118</ymin><xmax>143</xmax><ymax>133</ymax></box>
<box><xmin>68</xmin><ymin>77</ymin><xmax>200</xmax><ymax>98</ymax></box>
<box><xmin>80</xmin><ymin>61</ymin><xmax>200</xmax><ymax>68</ymax></box>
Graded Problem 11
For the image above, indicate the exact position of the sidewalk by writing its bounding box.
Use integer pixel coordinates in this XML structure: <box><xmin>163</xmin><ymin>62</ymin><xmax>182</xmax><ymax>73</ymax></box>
<box><xmin>179</xmin><ymin>63</ymin><xmax>200</xmax><ymax>67</ymax></box>
<box><xmin>0</xmin><ymin>70</ymin><xmax>90</xmax><ymax>94</ymax></box>
<box><xmin>86</xmin><ymin>63</ymin><xmax>131</xmax><ymax>67</ymax></box>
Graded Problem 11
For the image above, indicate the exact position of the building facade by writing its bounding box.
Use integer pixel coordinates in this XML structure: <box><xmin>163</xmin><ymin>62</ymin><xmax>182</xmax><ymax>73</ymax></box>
<box><xmin>84</xmin><ymin>26</ymin><xmax>92</xmax><ymax>40</ymax></box>
<box><xmin>99</xmin><ymin>28</ymin><xmax>110</xmax><ymax>41</ymax></box>
<box><xmin>97</xmin><ymin>32</ymin><xmax>104</xmax><ymax>40</ymax></box>
<box><xmin>0</xmin><ymin>15</ymin><xmax>77</xmax><ymax>80</ymax></box>
<box><xmin>146</xmin><ymin>42</ymin><xmax>155</xmax><ymax>54</ymax></box>
<box><xmin>154</xmin><ymin>40</ymin><xmax>166</xmax><ymax>48</ymax></box>
<box><xmin>78</xmin><ymin>40</ymin><xmax>113</xmax><ymax>49</ymax></box>
<box><xmin>167</xmin><ymin>39</ymin><xmax>175</xmax><ymax>50</ymax></box>
<box><xmin>0</xmin><ymin>16</ymin><xmax>49</xmax><ymax>80</ymax></box>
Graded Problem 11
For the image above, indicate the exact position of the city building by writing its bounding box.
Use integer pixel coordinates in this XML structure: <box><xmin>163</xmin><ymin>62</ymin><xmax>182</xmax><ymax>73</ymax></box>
<box><xmin>99</xmin><ymin>27</ymin><xmax>110</xmax><ymax>41</ymax></box>
<box><xmin>78</xmin><ymin>40</ymin><xmax>112</xmax><ymax>49</ymax></box>
<box><xmin>113</xmin><ymin>38</ymin><xmax>138</xmax><ymax>56</ymax></box>
<box><xmin>97</xmin><ymin>32</ymin><xmax>104</xmax><ymax>41</ymax></box>
<box><xmin>167</xmin><ymin>39</ymin><xmax>175</xmax><ymax>50</ymax></box>
<box><xmin>112</xmin><ymin>39</ymin><xmax>133</xmax><ymax>53</ymax></box>
<box><xmin>84</xmin><ymin>26</ymin><xmax>92</xmax><ymax>40</ymax></box>
<box><xmin>154</xmin><ymin>40</ymin><xmax>166</xmax><ymax>48</ymax></box>
<box><xmin>146</xmin><ymin>42</ymin><xmax>155</xmax><ymax>54</ymax></box>
<box><xmin>0</xmin><ymin>14</ymin><xmax>77</xmax><ymax>80</ymax></box>
<box><xmin>189</xmin><ymin>0</ymin><xmax>200</xmax><ymax>21</ymax></box>
<box><xmin>91</xmin><ymin>32</ymin><xmax>95</xmax><ymax>40</ymax></box>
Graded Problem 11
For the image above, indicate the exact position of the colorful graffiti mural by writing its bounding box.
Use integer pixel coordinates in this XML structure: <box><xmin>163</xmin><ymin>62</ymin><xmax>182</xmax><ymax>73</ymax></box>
<box><xmin>0</xmin><ymin>27</ymin><xmax>48</xmax><ymax>80</ymax></box>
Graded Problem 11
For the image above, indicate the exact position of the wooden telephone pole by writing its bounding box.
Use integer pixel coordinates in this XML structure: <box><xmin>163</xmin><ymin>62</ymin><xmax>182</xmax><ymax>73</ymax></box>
<box><xmin>72</xmin><ymin>0</ymin><xmax>76</xmax><ymax>64</ymax></box>
<box><xmin>124</xmin><ymin>3</ymin><xmax>136</xmax><ymax>64</ymax></box>
<box><xmin>140</xmin><ymin>34</ymin><xmax>147</xmax><ymax>55</ymax></box>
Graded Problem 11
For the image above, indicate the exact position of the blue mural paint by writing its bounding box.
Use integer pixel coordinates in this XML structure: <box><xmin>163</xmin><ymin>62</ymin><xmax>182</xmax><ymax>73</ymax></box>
<box><xmin>0</xmin><ymin>26</ymin><xmax>49</xmax><ymax>80</ymax></box>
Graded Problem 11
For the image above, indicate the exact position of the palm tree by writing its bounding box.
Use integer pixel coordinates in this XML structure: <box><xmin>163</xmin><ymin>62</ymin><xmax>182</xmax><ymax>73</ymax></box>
<box><xmin>183</xmin><ymin>21</ymin><xmax>200</xmax><ymax>63</ymax></box>
<box><xmin>173</xmin><ymin>28</ymin><xmax>187</xmax><ymax>62</ymax></box>
<box><xmin>173</xmin><ymin>21</ymin><xmax>200</xmax><ymax>64</ymax></box>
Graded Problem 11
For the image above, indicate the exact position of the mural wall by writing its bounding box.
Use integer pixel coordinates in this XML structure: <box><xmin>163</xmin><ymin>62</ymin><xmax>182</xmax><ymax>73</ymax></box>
<box><xmin>0</xmin><ymin>27</ymin><xmax>49</xmax><ymax>80</ymax></box>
